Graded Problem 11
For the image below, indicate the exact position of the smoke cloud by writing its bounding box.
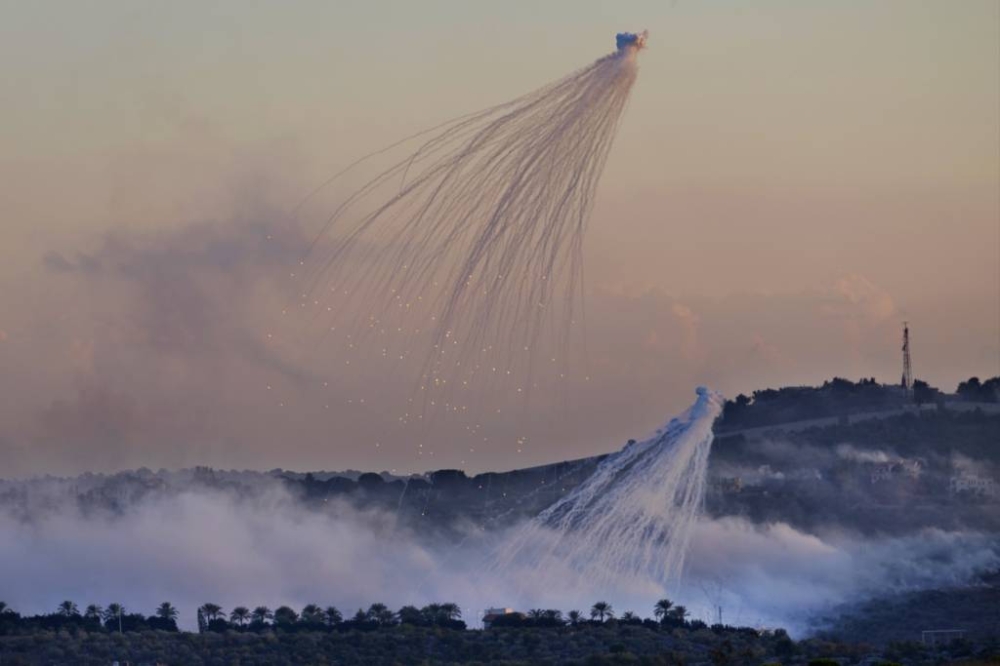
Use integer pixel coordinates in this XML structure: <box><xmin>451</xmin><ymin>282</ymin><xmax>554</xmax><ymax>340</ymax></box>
<box><xmin>683</xmin><ymin>518</ymin><xmax>1000</xmax><ymax>632</ymax></box>
<box><xmin>1</xmin><ymin>479</ymin><xmax>995</xmax><ymax>636</ymax></box>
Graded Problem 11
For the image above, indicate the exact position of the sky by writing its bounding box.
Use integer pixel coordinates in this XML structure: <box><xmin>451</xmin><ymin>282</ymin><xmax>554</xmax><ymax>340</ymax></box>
<box><xmin>1</xmin><ymin>0</ymin><xmax>998</xmax><ymax>477</ymax></box>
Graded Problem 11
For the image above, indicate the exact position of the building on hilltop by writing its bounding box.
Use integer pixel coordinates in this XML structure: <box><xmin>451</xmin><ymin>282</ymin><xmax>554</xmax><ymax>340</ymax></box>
<box><xmin>949</xmin><ymin>474</ymin><xmax>997</xmax><ymax>498</ymax></box>
<box><xmin>482</xmin><ymin>608</ymin><xmax>515</xmax><ymax>628</ymax></box>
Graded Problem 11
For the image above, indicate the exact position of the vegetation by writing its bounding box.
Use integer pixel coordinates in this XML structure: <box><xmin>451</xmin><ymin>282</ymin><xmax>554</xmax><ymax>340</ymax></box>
<box><xmin>718</xmin><ymin>376</ymin><xmax>999</xmax><ymax>430</ymax></box>
<box><xmin>2</xmin><ymin>597</ymin><xmax>996</xmax><ymax>664</ymax></box>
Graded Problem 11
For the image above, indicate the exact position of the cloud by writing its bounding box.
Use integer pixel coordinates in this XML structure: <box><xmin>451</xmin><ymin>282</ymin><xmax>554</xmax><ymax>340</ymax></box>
<box><xmin>827</xmin><ymin>273</ymin><xmax>897</xmax><ymax>322</ymax></box>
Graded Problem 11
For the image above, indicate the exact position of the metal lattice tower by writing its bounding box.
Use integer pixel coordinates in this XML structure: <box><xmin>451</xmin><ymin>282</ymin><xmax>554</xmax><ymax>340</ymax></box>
<box><xmin>901</xmin><ymin>322</ymin><xmax>913</xmax><ymax>394</ymax></box>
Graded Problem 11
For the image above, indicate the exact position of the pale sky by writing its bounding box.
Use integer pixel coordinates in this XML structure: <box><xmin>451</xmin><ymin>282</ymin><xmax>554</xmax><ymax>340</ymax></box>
<box><xmin>1</xmin><ymin>1</ymin><xmax>997</xmax><ymax>476</ymax></box>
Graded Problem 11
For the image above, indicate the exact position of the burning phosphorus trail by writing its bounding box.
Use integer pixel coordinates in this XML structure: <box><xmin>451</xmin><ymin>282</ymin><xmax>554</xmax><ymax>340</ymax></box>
<box><xmin>491</xmin><ymin>388</ymin><xmax>723</xmax><ymax>592</ymax></box>
<box><xmin>294</xmin><ymin>32</ymin><xmax>647</xmax><ymax>398</ymax></box>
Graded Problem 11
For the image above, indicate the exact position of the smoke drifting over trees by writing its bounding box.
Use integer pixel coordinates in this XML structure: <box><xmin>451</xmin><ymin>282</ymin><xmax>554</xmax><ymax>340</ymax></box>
<box><xmin>2</xmin><ymin>388</ymin><xmax>998</xmax><ymax>636</ymax></box>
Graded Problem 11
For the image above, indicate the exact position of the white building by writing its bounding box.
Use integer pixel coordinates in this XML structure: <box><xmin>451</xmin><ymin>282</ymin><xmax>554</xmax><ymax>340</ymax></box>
<box><xmin>949</xmin><ymin>474</ymin><xmax>997</xmax><ymax>498</ymax></box>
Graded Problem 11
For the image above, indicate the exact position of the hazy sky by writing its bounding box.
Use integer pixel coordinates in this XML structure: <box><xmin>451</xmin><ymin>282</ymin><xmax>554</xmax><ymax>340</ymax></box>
<box><xmin>1</xmin><ymin>0</ymin><xmax>997</xmax><ymax>477</ymax></box>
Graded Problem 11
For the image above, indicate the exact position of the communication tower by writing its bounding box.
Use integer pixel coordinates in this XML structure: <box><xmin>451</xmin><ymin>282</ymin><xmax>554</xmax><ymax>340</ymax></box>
<box><xmin>901</xmin><ymin>322</ymin><xmax>913</xmax><ymax>395</ymax></box>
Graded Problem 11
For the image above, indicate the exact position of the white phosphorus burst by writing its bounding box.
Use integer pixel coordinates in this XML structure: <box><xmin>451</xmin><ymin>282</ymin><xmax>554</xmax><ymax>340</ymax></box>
<box><xmin>491</xmin><ymin>387</ymin><xmax>724</xmax><ymax>592</ymax></box>
<box><xmin>292</xmin><ymin>33</ymin><xmax>647</xmax><ymax>402</ymax></box>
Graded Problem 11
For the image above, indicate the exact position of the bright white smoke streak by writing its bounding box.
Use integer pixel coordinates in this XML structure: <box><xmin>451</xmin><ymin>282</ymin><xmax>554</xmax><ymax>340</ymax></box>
<box><xmin>491</xmin><ymin>387</ymin><xmax>724</xmax><ymax>592</ymax></box>
<box><xmin>292</xmin><ymin>33</ymin><xmax>647</xmax><ymax>401</ymax></box>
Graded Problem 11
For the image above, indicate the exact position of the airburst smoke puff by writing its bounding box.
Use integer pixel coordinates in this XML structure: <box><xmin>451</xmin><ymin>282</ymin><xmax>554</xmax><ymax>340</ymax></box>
<box><xmin>292</xmin><ymin>33</ymin><xmax>647</xmax><ymax>400</ymax></box>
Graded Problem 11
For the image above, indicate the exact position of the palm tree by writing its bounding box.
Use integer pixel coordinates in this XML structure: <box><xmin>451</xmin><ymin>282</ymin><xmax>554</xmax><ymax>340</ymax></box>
<box><xmin>542</xmin><ymin>609</ymin><xmax>564</xmax><ymax>625</ymax></box>
<box><xmin>84</xmin><ymin>604</ymin><xmax>103</xmax><ymax>620</ymax></box>
<box><xmin>421</xmin><ymin>603</ymin><xmax>442</xmax><ymax>624</ymax></box>
<box><xmin>273</xmin><ymin>605</ymin><xmax>299</xmax><ymax>626</ymax></box>
<box><xmin>420</xmin><ymin>602</ymin><xmax>460</xmax><ymax>626</ymax></box>
<box><xmin>104</xmin><ymin>603</ymin><xmax>125</xmax><ymax>634</ymax></box>
<box><xmin>622</xmin><ymin>611</ymin><xmax>638</xmax><ymax>622</ymax></box>
<box><xmin>301</xmin><ymin>604</ymin><xmax>324</xmax><ymax>624</ymax></box>
<box><xmin>251</xmin><ymin>606</ymin><xmax>273</xmax><ymax>624</ymax></box>
<box><xmin>0</xmin><ymin>602</ymin><xmax>13</xmax><ymax>615</ymax></box>
<box><xmin>366</xmin><ymin>603</ymin><xmax>396</xmax><ymax>626</ymax></box>
<box><xmin>567</xmin><ymin>610</ymin><xmax>582</xmax><ymax>626</ymax></box>
<box><xmin>397</xmin><ymin>605</ymin><xmax>423</xmax><ymax>625</ymax></box>
<box><xmin>590</xmin><ymin>601</ymin><xmax>613</xmax><ymax>623</ymax></box>
<box><xmin>439</xmin><ymin>602</ymin><xmax>462</xmax><ymax>621</ymax></box>
<box><xmin>199</xmin><ymin>603</ymin><xmax>224</xmax><ymax>623</ymax></box>
<box><xmin>57</xmin><ymin>600</ymin><xmax>79</xmax><ymax>617</ymax></box>
<box><xmin>103</xmin><ymin>603</ymin><xmax>124</xmax><ymax>622</ymax></box>
<box><xmin>654</xmin><ymin>598</ymin><xmax>674</xmax><ymax>622</ymax></box>
<box><xmin>155</xmin><ymin>602</ymin><xmax>178</xmax><ymax>622</ymax></box>
<box><xmin>324</xmin><ymin>606</ymin><xmax>343</xmax><ymax>627</ymax></box>
<box><xmin>669</xmin><ymin>605</ymin><xmax>688</xmax><ymax>622</ymax></box>
<box><xmin>230</xmin><ymin>606</ymin><xmax>251</xmax><ymax>627</ymax></box>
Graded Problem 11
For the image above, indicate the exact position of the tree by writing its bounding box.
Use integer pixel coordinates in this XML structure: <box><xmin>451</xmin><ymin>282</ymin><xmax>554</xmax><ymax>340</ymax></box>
<box><xmin>230</xmin><ymin>606</ymin><xmax>251</xmax><ymax>627</ymax></box>
<box><xmin>0</xmin><ymin>602</ymin><xmax>13</xmax><ymax>615</ymax></box>
<box><xmin>274</xmin><ymin>606</ymin><xmax>299</xmax><ymax>626</ymax></box>
<box><xmin>957</xmin><ymin>376</ymin><xmax>1000</xmax><ymax>402</ymax></box>
<box><xmin>397</xmin><ymin>605</ymin><xmax>424</xmax><ymax>626</ymax></box>
<box><xmin>421</xmin><ymin>602</ymin><xmax>462</xmax><ymax>626</ymax></box>
<box><xmin>957</xmin><ymin>377</ymin><xmax>983</xmax><ymax>400</ymax></box>
<box><xmin>590</xmin><ymin>601</ymin><xmax>613</xmax><ymax>623</ymax></box>
<box><xmin>653</xmin><ymin>599</ymin><xmax>674</xmax><ymax>622</ymax></box>
<box><xmin>251</xmin><ymin>606</ymin><xmax>273</xmax><ymax>624</ymax></box>
<box><xmin>366</xmin><ymin>603</ymin><xmax>396</xmax><ymax>626</ymax></box>
<box><xmin>104</xmin><ymin>603</ymin><xmax>125</xmax><ymax>634</ymax></box>
<box><xmin>84</xmin><ymin>604</ymin><xmax>103</xmax><ymax>620</ymax></box>
<box><xmin>567</xmin><ymin>610</ymin><xmax>582</xmax><ymax>626</ymax></box>
<box><xmin>439</xmin><ymin>603</ymin><xmax>462</xmax><ymax>621</ymax></box>
<box><xmin>301</xmin><ymin>604</ymin><xmax>325</xmax><ymax>624</ymax></box>
<box><xmin>199</xmin><ymin>603</ymin><xmax>223</xmax><ymax>622</ymax></box>
<box><xmin>155</xmin><ymin>602</ymin><xmax>179</xmax><ymax>622</ymax></box>
<box><xmin>621</xmin><ymin>611</ymin><xmax>638</xmax><ymax>622</ymax></box>
<box><xmin>103</xmin><ymin>603</ymin><xmax>124</xmax><ymax>622</ymax></box>
<box><xmin>669</xmin><ymin>605</ymin><xmax>688</xmax><ymax>622</ymax></box>
<box><xmin>324</xmin><ymin>606</ymin><xmax>343</xmax><ymax>627</ymax></box>
<box><xmin>542</xmin><ymin>609</ymin><xmax>563</xmax><ymax>624</ymax></box>
<box><xmin>913</xmin><ymin>379</ymin><xmax>935</xmax><ymax>405</ymax></box>
<box><xmin>57</xmin><ymin>600</ymin><xmax>79</xmax><ymax>617</ymax></box>
<box><xmin>528</xmin><ymin>609</ymin><xmax>545</xmax><ymax>620</ymax></box>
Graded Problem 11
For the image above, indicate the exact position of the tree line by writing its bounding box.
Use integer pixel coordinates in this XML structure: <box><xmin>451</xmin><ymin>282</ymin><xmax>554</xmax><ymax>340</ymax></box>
<box><xmin>1</xmin><ymin>597</ymin><xmax>706</xmax><ymax>635</ymax></box>
<box><xmin>488</xmin><ymin>599</ymin><xmax>694</xmax><ymax>629</ymax></box>
<box><xmin>0</xmin><ymin>600</ymin><xmax>177</xmax><ymax>634</ymax></box>
<box><xmin>0</xmin><ymin>600</ymin><xmax>465</xmax><ymax>634</ymax></box>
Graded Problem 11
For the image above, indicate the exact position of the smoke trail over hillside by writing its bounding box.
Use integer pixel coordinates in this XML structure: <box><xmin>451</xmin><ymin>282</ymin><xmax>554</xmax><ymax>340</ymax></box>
<box><xmin>492</xmin><ymin>387</ymin><xmax>723</xmax><ymax>592</ymax></box>
<box><xmin>286</xmin><ymin>33</ymin><xmax>647</xmax><ymax>407</ymax></box>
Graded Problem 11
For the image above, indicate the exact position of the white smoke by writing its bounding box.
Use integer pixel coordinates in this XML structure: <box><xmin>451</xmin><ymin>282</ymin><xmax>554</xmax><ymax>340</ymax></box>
<box><xmin>1</xmin><ymin>485</ymin><xmax>995</xmax><ymax>636</ymax></box>
<box><xmin>1</xmin><ymin>389</ymin><xmax>996</xmax><ymax>636</ymax></box>
<box><xmin>491</xmin><ymin>387</ymin><xmax>722</xmax><ymax>593</ymax></box>
<box><xmin>683</xmin><ymin>519</ymin><xmax>1000</xmax><ymax>633</ymax></box>
<box><xmin>836</xmin><ymin>443</ymin><xmax>893</xmax><ymax>464</ymax></box>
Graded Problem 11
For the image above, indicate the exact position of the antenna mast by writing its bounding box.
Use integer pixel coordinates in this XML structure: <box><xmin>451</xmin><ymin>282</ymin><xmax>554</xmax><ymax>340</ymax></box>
<box><xmin>901</xmin><ymin>322</ymin><xmax>913</xmax><ymax>395</ymax></box>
